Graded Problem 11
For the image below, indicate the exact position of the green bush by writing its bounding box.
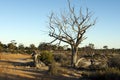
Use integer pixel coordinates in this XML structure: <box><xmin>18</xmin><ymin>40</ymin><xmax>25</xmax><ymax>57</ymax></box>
<box><xmin>39</xmin><ymin>51</ymin><xmax>54</xmax><ymax>65</ymax></box>
<box><xmin>82</xmin><ymin>68</ymin><xmax>120</xmax><ymax>80</ymax></box>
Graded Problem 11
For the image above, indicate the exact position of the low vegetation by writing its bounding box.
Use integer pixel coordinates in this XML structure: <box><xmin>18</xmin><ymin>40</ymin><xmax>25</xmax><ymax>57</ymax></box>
<box><xmin>1</xmin><ymin>41</ymin><xmax>120</xmax><ymax>80</ymax></box>
<box><xmin>82</xmin><ymin>68</ymin><xmax>120</xmax><ymax>80</ymax></box>
<box><xmin>108</xmin><ymin>55</ymin><xmax>120</xmax><ymax>69</ymax></box>
<box><xmin>38</xmin><ymin>51</ymin><xmax>54</xmax><ymax>66</ymax></box>
<box><xmin>48</xmin><ymin>61</ymin><xmax>58</xmax><ymax>75</ymax></box>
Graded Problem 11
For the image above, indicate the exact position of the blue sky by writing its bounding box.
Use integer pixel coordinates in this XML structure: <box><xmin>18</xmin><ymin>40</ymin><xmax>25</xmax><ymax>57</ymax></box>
<box><xmin>0</xmin><ymin>0</ymin><xmax>120</xmax><ymax>49</ymax></box>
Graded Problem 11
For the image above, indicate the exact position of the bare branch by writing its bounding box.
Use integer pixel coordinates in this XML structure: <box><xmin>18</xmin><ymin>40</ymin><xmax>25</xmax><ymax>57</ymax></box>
<box><xmin>49</xmin><ymin>38</ymin><xmax>57</xmax><ymax>44</ymax></box>
<box><xmin>49</xmin><ymin>13</ymin><xmax>55</xmax><ymax>34</ymax></box>
<box><xmin>48</xmin><ymin>0</ymin><xmax>96</xmax><ymax>48</ymax></box>
<box><xmin>48</xmin><ymin>0</ymin><xmax>96</xmax><ymax>67</ymax></box>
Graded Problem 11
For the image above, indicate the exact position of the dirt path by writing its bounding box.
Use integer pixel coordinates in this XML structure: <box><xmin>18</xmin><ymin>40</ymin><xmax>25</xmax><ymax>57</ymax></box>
<box><xmin>0</xmin><ymin>53</ymin><xmax>81</xmax><ymax>80</ymax></box>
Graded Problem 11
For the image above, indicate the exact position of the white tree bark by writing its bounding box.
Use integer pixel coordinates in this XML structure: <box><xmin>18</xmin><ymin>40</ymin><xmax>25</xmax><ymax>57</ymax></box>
<box><xmin>48</xmin><ymin>0</ymin><xmax>96</xmax><ymax>68</ymax></box>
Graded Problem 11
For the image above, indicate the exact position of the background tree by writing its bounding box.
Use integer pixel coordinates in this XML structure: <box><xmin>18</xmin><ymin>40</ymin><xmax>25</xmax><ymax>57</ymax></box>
<box><xmin>88</xmin><ymin>43</ymin><xmax>95</xmax><ymax>49</ymax></box>
<box><xmin>103</xmin><ymin>45</ymin><xmax>109</xmax><ymax>54</ymax></box>
<box><xmin>18</xmin><ymin>43</ymin><xmax>25</xmax><ymax>53</ymax></box>
<box><xmin>88</xmin><ymin>43</ymin><xmax>95</xmax><ymax>55</ymax></box>
<box><xmin>83</xmin><ymin>43</ymin><xmax>95</xmax><ymax>56</ymax></box>
<box><xmin>38</xmin><ymin>42</ymin><xmax>60</xmax><ymax>51</ymax></box>
<box><xmin>7</xmin><ymin>40</ymin><xmax>17</xmax><ymax>53</ymax></box>
<box><xmin>30</xmin><ymin>44</ymin><xmax>36</xmax><ymax>51</ymax></box>
<box><xmin>28</xmin><ymin>44</ymin><xmax>37</xmax><ymax>54</ymax></box>
<box><xmin>0</xmin><ymin>42</ymin><xmax>4</xmax><ymax>52</ymax></box>
<box><xmin>103</xmin><ymin>45</ymin><xmax>108</xmax><ymax>49</ymax></box>
<box><xmin>48</xmin><ymin>0</ymin><xmax>96</xmax><ymax>67</ymax></box>
<box><xmin>38</xmin><ymin>42</ymin><xmax>51</xmax><ymax>51</ymax></box>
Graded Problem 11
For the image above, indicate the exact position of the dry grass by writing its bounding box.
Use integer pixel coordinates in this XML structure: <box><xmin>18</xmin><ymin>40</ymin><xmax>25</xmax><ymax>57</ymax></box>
<box><xmin>0</xmin><ymin>53</ymin><xmax>31</xmax><ymax>60</ymax></box>
<box><xmin>0</xmin><ymin>53</ymin><xmax>35</xmax><ymax>80</ymax></box>
<box><xmin>0</xmin><ymin>53</ymin><xmax>81</xmax><ymax>80</ymax></box>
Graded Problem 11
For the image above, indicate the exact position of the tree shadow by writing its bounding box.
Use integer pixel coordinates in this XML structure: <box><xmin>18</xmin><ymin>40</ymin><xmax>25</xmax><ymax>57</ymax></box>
<box><xmin>0</xmin><ymin>60</ymin><xmax>80</xmax><ymax>80</ymax></box>
<box><xmin>0</xmin><ymin>69</ymin><xmax>79</xmax><ymax>80</ymax></box>
<box><xmin>0</xmin><ymin>66</ymin><xmax>79</xmax><ymax>80</ymax></box>
<box><xmin>0</xmin><ymin>73</ymin><xmax>34</xmax><ymax>80</ymax></box>
<box><xmin>0</xmin><ymin>59</ymin><xmax>35</xmax><ymax>67</ymax></box>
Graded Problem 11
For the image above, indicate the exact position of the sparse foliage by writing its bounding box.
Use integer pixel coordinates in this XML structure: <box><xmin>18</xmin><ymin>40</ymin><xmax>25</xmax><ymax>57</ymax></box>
<box><xmin>48</xmin><ymin>0</ymin><xmax>96</xmax><ymax>67</ymax></box>
<box><xmin>30</xmin><ymin>44</ymin><xmax>36</xmax><ymax>51</ymax></box>
<box><xmin>0</xmin><ymin>42</ymin><xmax>4</xmax><ymax>52</ymax></box>
<box><xmin>18</xmin><ymin>43</ymin><xmax>25</xmax><ymax>53</ymax></box>
<box><xmin>7</xmin><ymin>40</ymin><xmax>17</xmax><ymax>53</ymax></box>
<box><xmin>39</xmin><ymin>51</ymin><xmax>54</xmax><ymax>65</ymax></box>
<box><xmin>103</xmin><ymin>45</ymin><xmax>108</xmax><ymax>49</ymax></box>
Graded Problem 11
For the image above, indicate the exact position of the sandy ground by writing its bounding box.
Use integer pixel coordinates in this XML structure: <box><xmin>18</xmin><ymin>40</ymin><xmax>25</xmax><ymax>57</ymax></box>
<box><xmin>0</xmin><ymin>53</ymin><xmax>81</xmax><ymax>80</ymax></box>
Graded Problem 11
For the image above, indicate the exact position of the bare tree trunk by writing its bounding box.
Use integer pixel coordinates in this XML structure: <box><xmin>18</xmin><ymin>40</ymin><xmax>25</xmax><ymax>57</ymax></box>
<box><xmin>71</xmin><ymin>46</ymin><xmax>78</xmax><ymax>68</ymax></box>
<box><xmin>48</xmin><ymin>0</ymin><xmax>96</xmax><ymax>68</ymax></box>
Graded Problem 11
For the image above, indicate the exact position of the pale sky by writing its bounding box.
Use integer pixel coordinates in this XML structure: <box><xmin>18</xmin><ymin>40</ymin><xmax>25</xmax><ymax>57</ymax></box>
<box><xmin>0</xmin><ymin>0</ymin><xmax>120</xmax><ymax>49</ymax></box>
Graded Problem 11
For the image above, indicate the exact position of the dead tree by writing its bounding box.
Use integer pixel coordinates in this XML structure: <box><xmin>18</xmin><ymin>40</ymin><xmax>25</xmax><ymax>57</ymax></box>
<box><xmin>48</xmin><ymin>0</ymin><xmax>96</xmax><ymax>68</ymax></box>
<box><xmin>32</xmin><ymin>50</ymin><xmax>45</xmax><ymax>68</ymax></box>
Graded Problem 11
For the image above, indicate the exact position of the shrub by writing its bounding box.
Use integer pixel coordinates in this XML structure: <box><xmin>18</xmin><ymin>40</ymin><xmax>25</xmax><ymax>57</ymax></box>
<box><xmin>82</xmin><ymin>67</ymin><xmax>120</xmax><ymax>80</ymax></box>
<box><xmin>48</xmin><ymin>61</ymin><xmax>58</xmax><ymax>75</ymax></box>
<box><xmin>54</xmin><ymin>53</ymin><xmax>67</xmax><ymax>62</ymax></box>
<box><xmin>89</xmin><ymin>62</ymin><xmax>108</xmax><ymax>70</ymax></box>
<box><xmin>54</xmin><ymin>53</ymin><xmax>70</xmax><ymax>67</ymax></box>
<box><xmin>39</xmin><ymin>51</ymin><xmax>54</xmax><ymax>65</ymax></box>
<box><xmin>61</xmin><ymin>59</ymin><xmax>71</xmax><ymax>67</ymax></box>
<box><xmin>108</xmin><ymin>55</ymin><xmax>120</xmax><ymax>69</ymax></box>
